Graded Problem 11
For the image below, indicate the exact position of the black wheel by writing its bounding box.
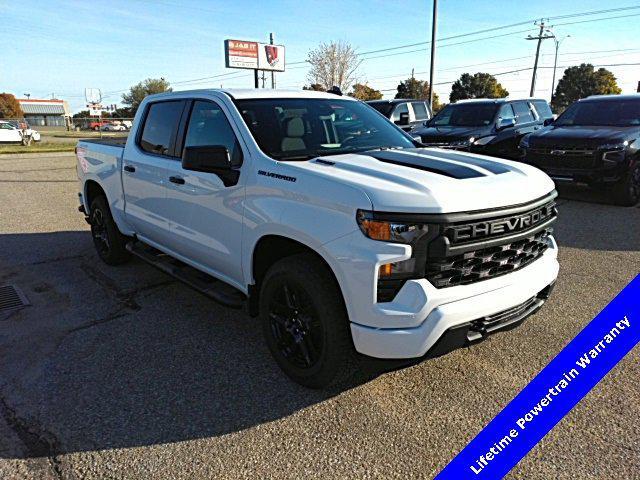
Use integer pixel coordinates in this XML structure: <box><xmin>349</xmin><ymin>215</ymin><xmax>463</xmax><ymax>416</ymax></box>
<box><xmin>612</xmin><ymin>163</ymin><xmax>640</xmax><ymax>206</ymax></box>
<box><xmin>259</xmin><ymin>253</ymin><xmax>353</xmax><ymax>389</ymax></box>
<box><xmin>89</xmin><ymin>196</ymin><xmax>131</xmax><ymax>265</ymax></box>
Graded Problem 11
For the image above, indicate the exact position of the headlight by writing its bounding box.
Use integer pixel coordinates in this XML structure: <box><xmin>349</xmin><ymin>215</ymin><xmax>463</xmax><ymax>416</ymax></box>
<box><xmin>599</xmin><ymin>141</ymin><xmax>629</xmax><ymax>150</ymax></box>
<box><xmin>356</xmin><ymin>210</ymin><xmax>433</xmax><ymax>295</ymax></box>
<box><xmin>600</xmin><ymin>141</ymin><xmax>629</xmax><ymax>164</ymax></box>
<box><xmin>473</xmin><ymin>135</ymin><xmax>495</xmax><ymax>146</ymax></box>
<box><xmin>356</xmin><ymin>210</ymin><xmax>429</xmax><ymax>244</ymax></box>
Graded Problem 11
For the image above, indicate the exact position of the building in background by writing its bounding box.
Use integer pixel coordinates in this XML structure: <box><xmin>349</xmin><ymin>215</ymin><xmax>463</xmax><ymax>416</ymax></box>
<box><xmin>17</xmin><ymin>98</ymin><xmax>71</xmax><ymax>128</ymax></box>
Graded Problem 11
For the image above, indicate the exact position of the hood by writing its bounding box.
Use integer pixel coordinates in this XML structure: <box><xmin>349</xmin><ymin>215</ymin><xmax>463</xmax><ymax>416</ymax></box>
<box><xmin>287</xmin><ymin>148</ymin><xmax>555</xmax><ymax>214</ymax></box>
<box><xmin>412</xmin><ymin>125</ymin><xmax>492</xmax><ymax>143</ymax></box>
<box><xmin>528</xmin><ymin>125</ymin><xmax>640</xmax><ymax>148</ymax></box>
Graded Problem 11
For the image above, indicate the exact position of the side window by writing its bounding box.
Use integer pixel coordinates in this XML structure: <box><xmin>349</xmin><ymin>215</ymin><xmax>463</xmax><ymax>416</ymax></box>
<box><xmin>411</xmin><ymin>102</ymin><xmax>429</xmax><ymax>121</ymax></box>
<box><xmin>391</xmin><ymin>103</ymin><xmax>409</xmax><ymax>122</ymax></box>
<box><xmin>0</xmin><ymin>123</ymin><xmax>14</xmax><ymax>129</ymax></box>
<box><xmin>139</xmin><ymin>101</ymin><xmax>184</xmax><ymax>156</ymax></box>
<box><xmin>497</xmin><ymin>104</ymin><xmax>515</xmax><ymax>119</ymax></box>
<box><xmin>532</xmin><ymin>100</ymin><xmax>553</xmax><ymax>120</ymax></box>
<box><xmin>184</xmin><ymin>100</ymin><xmax>243</xmax><ymax>167</ymax></box>
<box><xmin>513</xmin><ymin>102</ymin><xmax>535</xmax><ymax>124</ymax></box>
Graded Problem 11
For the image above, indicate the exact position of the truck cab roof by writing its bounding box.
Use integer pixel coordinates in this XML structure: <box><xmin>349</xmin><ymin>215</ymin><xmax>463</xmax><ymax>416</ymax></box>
<box><xmin>149</xmin><ymin>88</ymin><xmax>358</xmax><ymax>102</ymax></box>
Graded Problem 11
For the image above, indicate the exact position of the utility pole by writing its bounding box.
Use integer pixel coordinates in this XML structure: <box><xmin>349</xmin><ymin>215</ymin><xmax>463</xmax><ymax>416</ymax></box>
<box><xmin>254</xmin><ymin>69</ymin><xmax>259</xmax><ymax>89</ymax></box>
<box><xmin>270</xmin><ymin>32</ymin><xmax>276</xmax><ymax>89</ymax></box>
<box><xmin>527</xmin><ymin>20</ymin><xmax>554</xmax><ymax>97</ymax></box>
<box><xmin>428</xmin><ymin>0</ymin><xmax>438</xmax><ymax>111</ymax></box>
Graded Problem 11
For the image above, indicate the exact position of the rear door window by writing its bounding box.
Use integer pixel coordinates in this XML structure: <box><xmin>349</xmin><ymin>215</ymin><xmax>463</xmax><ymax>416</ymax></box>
<box><xmin>513</xmin><ymin>101</ymin><xmax>535</xmax><ymax>124</ymax></box>
<box><xmin>411</xmin><ymin>102</ymin><xmax>429</xmax><ymax>120</ymax></box>
<box><xmin>531</xmin><ymin>100</ymin><xmax>553</xmax><ymax>120</ymax></box>
<box><xmin>139</xmin><ymin>101</ymin><xmax>185</xmax><ymax>157</ymax></box>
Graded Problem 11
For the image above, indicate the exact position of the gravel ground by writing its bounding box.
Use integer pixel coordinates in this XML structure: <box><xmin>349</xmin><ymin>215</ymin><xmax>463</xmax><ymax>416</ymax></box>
<box><xmin>0</xmin><ymin>154</ymin><xmax>638</xmax><ymax>480</ymax></box>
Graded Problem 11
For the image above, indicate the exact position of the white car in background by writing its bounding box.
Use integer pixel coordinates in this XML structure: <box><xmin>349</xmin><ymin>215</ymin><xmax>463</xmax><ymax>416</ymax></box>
<box><xmin>0</xmin><ymin>120</ymin><xmax>41</xmax><ymax>143</ymax></box>
<box><xmin>101</xmin><ymin>123</ymin><xmax>127</xmax><ymax>132</ymax></box>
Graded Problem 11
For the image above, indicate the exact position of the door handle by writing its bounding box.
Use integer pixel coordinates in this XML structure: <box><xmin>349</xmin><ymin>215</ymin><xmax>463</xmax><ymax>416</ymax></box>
<box><xmin>124</xmin><ymin>165</ymin><xmax>136</xmax><ymax>173</ymax></box>
<box><xmin>169</xmin><ymin>176</ymin><xmax>185</xmax><ymax>185</ymax></box>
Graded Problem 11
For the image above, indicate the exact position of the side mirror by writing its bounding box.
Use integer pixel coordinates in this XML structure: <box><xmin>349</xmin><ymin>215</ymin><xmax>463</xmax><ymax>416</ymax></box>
<box><xmin>423</xmin><ymin>118</ymin><xmax>432</xmax><ymax>127</ymax></box>
<box><xmin>496</xmin><ymin>117</ymin><xmax>516</xmax><ymax>131</ymax></box>
<box><xmin>182</xmin><ymin>145</ymin><xmax>239</xmax><ymax>186</ymax></box>
<box><xmin>395</xmin><ymin>111</ymin><xmax>410</xmax><ymax>126</ymax></box>
<box><xmin>543</xmin><ymin>117</ymin><xmax>554</xmax><ymax>126</ymax></box>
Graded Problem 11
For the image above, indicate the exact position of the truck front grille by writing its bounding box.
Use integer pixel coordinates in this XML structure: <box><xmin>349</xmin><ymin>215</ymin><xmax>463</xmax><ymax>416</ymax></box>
<box><xmin>425</xmin><ymin>228</ymin><xmax>552</xmax><ymax>288</ymax></box>
<box><xmin>527</xmin><ymin>147</ymin><xmax>597</xmax><ymax>170</ymax></box>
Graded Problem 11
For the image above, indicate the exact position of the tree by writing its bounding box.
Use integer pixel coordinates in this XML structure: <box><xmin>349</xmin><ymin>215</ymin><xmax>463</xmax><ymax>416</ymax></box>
<box><xmin>349</xmin><ymin>83</ymin><xmax>383</xmax><ymax>101</ymax></box>
<box><xmin>552</xmin><ymin>63</ymin><xmax>622</xmax><ymax>112</ymax></box>
<box><xmin>449</xmin><ymin>72</ymin><xmax>509</xmax><ymax>103</ymax></box>
<box><xmin>306</xmin><ymin>41</ymin><xmax>361</xmax><ymax>92</ymax></box>
<box><xmin>0</xmin><ymin>93</ymin><xmax>23</xmax><ymax>118</ymax></box>
<box><xmin>395</xmin><ymin>78</ymin><xmax>442</xmax><ymax>111</ymax></box>
<box><xmin>121</xmin><ymin>78</ymin><xmax>172</xmax><ymax>116</ymax></box>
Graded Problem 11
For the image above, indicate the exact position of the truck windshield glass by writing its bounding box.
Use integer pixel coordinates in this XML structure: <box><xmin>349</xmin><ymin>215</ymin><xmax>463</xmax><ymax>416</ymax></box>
<box><xmin>235</xmin><ymin>98</ymin><xmax>415</xmax><ymax>160</ymax></box>
<box><xmin>554</xmin><ymin>99</ymin><xmax>640</xmax><ymax>127</ymax></box>
<box><xmin>431</xmin><ymin>103</ymin><xmax>498</xmax><ymax>127</ymax></box>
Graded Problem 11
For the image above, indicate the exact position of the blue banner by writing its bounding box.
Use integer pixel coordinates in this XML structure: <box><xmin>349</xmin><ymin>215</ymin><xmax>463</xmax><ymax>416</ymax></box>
<box><xmin>435</xmin><ymin>274</ymin><xmax>640</xmax><ymax>480</ymax></box>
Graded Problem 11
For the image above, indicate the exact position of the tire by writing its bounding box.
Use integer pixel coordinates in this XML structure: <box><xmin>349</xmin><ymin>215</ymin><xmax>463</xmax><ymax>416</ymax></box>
<box><xmin>259</xmin><ymin>253</ymin><xmax>354</xmax><ymax>389</ymax></box>
<box><xmin>89</xmin><ymin>195</ymin><xmax>131</xmax><ymax>265</ymax></box>
<box><xmin>612</xmin><ymin>163</ymin><xmax>640</xmax><ymax>207</ymax></box>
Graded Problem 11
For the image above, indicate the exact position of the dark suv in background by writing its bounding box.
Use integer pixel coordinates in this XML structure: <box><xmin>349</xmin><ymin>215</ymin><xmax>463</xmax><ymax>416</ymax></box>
<box><xmin>366</xmin><ymin>99</ymin><xmax>431</xmax><ymax>132</ymax></box>
<box><xmin>411</xmin><ymin>98</ymin><xmax>554</xmax><ymax>159</ymax></box>
<box><xmin>520</xmin><ymin>94</ymin><xmax>640</xmax><ymax>206</ymax></box>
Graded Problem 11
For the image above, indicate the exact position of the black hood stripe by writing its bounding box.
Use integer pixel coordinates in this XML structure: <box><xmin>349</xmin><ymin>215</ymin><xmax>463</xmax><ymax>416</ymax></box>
<box><xmin>362</xmin><ymin>150</ymin><xmax>485</xmax><ymax>179</ymax></box>
<box><xmin>414</xmin><ymin>148</ymin><xmax>511</xmax><ymax>174</ymax></box>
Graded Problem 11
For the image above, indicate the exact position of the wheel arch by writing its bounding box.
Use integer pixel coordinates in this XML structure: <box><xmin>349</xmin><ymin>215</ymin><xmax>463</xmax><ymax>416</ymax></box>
<box><xmin>249</xmin><ymin>234</ymin><xmax>347</xmax><ymax>318</ymax></box>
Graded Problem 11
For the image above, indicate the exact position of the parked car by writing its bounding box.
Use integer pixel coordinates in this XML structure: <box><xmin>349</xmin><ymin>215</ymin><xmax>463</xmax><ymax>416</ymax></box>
<box><xmin>520</xmin><ymin>94</ymin><xmax>640</xmax><ymax>206</ymax></box>
<box><xmin>366</xmin><ymin>99</ymin><xmax>431</xmax><ymax>131</ymax></box>
<box><xmin>101</xmin><ymin>123</ymin><xmax>127</xmax><ymax>132</ymax></box>
<box><xmin>76</xmin><ymin>89</ymin><xmax>559</xmax><ymax>388</ymax></box>
<box><xmin>0</xmin><ymin>120</ymin><xmax>40</xmax><ymax>144</ymax></box>
<box><xmin>412</xmin><ymin>98</ymin><xmax>554</xmax><ymax>159</ymax></box>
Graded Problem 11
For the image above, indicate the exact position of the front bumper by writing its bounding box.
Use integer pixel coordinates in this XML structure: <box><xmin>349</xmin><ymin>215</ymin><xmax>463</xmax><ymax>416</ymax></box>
<box><xmin>323</xmin><ymin>230</ymin><xmax>559</xmax><ymax>359</ymax></box>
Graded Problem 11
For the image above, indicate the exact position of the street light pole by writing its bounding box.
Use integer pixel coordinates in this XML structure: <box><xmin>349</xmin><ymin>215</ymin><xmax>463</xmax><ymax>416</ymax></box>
<box><xmin>428</xmin><ymin>0</ymin><xmax>438</xmax><ymax>112</ymax></box>
<box><xmin>550</xmin><ymin>34</ymin><xmax>570</xmax><ymax>104</ymax></box>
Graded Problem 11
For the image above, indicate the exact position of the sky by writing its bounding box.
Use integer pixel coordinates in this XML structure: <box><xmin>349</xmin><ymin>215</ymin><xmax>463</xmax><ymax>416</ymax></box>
<box><xmin>2</xmin><ymin>0</ymin><xmax>639</xmax><ymax>112</ymax></box>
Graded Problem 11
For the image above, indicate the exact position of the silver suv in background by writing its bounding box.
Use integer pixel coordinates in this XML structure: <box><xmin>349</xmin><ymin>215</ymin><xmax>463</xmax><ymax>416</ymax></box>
<box><xmin>366</xmin><ymin>99</ymin><xmax>431</xmax><ymax>131</ymax></box>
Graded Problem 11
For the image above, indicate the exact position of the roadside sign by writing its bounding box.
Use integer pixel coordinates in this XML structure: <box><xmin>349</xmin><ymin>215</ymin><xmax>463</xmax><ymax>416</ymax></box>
<box><xmin>225</xmin><ymin>40</ymin><xmax>259</xmax><ymax>69</ymax></box>
<box><xmin>258</xmin><ymin>43</ymin><xmax>285</xmax><ymax>72</ymax></box>
<box><xmin>225</xmin><ymin>39</ymin><xmax>285</xmax><ymax>71</ymax></box>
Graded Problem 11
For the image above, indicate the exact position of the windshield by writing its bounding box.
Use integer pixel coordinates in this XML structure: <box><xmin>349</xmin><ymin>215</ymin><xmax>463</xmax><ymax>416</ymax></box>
<box><xmin>431</xmin><ymin>103</ymin><xmax>498</xmax><ymax>127</ymax></box>
<box><xmin>555</xmin><ymin>99</ymin><xmax>640</xmax><ymax>127</ymax></box>
<box><xmin>235</xmin><ymin>98</ymin><xmax>415</xmax><ymax>160</ymax></box>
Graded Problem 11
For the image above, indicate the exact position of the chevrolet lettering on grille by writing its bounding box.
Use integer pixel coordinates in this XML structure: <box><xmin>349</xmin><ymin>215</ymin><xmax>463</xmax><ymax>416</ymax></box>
<box><xmin>449</xmin><ymin>203</ymin><xmax>556</xmax><ymax>242</ymax></box>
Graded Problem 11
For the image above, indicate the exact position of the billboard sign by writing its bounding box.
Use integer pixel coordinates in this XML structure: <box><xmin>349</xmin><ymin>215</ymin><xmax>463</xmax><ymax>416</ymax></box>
<box><xmin>225</xmin><ymin>39</ymin><xmax>285</xmax><ymax>71</ymax></box>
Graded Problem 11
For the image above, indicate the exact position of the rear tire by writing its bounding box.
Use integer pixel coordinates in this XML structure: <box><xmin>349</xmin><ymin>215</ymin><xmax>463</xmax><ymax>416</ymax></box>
<box><xmin>612</xmin><ymin>163</ymin><xmax>640</xmax><ymax>206</ymax></box>
<box><xmin>259</xmin><ymin>253</ymin><xmax>354</xmax><ymax>389</ymax></box>
<box><xmin>89</xmin><ymin>195</ymin><xmax>131</xmax><ymax>265</ymax></box>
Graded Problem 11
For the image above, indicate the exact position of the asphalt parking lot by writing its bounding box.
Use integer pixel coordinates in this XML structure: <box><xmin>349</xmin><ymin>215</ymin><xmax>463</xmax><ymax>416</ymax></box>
<box><xmin>0</xmin><ymin>153</ymin><xmax>638</xmax><ymax>480</ymax></box>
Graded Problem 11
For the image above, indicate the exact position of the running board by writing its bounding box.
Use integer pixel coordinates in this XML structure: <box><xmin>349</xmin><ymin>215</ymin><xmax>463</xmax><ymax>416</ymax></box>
<box><xmin>126</xmin><ymin>241</ymin><xmax>246</xmax><ymax>309</ymax></box>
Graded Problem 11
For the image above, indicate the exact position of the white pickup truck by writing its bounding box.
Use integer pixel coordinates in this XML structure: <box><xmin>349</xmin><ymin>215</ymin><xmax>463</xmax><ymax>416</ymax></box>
<box><xmin>76</xmin><ymin>89</ymin><xmax>559</xmax><ymax>388</ymax></box>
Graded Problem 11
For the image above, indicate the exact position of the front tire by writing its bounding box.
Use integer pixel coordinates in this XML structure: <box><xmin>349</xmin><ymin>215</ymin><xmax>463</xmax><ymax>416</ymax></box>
<box><xmin>612</xmin><ymin>163</ymin><xmax>640</xmax><ymax>206</ymax></box>
<box><xmin>259</xmin><ymin>253</ymin><xmax>353</xmax><ymax>389</ymax></box>
<box><xmin>89</xmin><ymin>195</ymin><xmax>131</xmax><ymax>265</ymax></box>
